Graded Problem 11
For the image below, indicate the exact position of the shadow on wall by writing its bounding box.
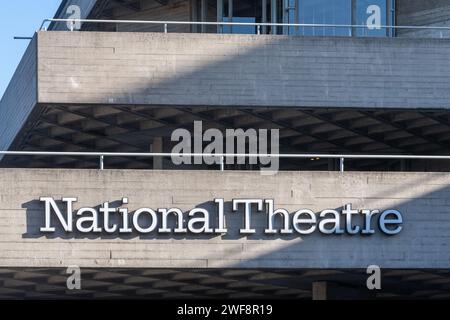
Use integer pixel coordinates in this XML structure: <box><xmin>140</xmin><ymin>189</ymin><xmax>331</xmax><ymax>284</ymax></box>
<box><xmin>225</xmin><ymin>174</ymin><xmax>450</xmax><ymax>269</ymax></box>
<box><xmin>39</xmin><ymin>31</ymin><xmax>450</xmax><ymax>115</ymax></box>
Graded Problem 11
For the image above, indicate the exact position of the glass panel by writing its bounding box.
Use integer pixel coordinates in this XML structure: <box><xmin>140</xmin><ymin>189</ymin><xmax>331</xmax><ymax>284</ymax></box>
<box><xmin>223</xmin><ymin>17</ymin><xmax>257</xmax><ymax>34</ymax></box>
<box><xmin>215</xmin><ymin>0</ymin><xmax>394</xmax><ymax>37</ymax></box>
<box><xmin>221</xmin><ymin>0</ymin><xmax>263</xmax><ymax>34</ymax></box>
<box><xmin>287</xmin><ymin>0</ymin><xmax>296</xmax><ymax>35</ymax></box>
<box><xmin>296</xmin><ymin>0</ymin><xmax>352</xmax><ymax>36</ymax></box>
<box><xmin>356</xmin><ymin>0</ymin><xmax>388</xmax><ymax>37</ymax></box>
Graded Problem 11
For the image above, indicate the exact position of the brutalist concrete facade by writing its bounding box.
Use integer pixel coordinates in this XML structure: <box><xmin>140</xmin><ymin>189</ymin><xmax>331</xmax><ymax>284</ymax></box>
<box><xmin>2</xmin><ymin>0</ymin><xmax>450</xmax><ymax>299</ymax></box>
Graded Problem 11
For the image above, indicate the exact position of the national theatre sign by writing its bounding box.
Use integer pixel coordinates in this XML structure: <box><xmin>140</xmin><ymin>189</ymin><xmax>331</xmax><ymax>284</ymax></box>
<box><xmin>39</xmin><ymin>197</ymin><xmax>403</xmax><ymax>236</ymax></box>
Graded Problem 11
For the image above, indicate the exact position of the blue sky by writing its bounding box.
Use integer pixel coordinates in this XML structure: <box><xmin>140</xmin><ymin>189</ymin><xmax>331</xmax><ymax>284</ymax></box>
<box><xmin>0</xmin><ymin>1</ymin><xmax>62</xmax><ymax>98</ymax></box>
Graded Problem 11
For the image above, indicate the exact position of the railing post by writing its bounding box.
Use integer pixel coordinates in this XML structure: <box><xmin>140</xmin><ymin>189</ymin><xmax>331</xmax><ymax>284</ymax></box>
<box><xmin>257</xmin><ymin>25</ymin><xmax>261</xmax><ymax>35</ymax></box>
<box><xmin>99</xmin><ymin>155</ymin><xmax>104</xmax><ymax>170</ymax></box>
<box><xmin>70</xmin><ymin>20</ymin><xmax>74</xmax><ymax>32</ymax></box>
<box><xmin>220</xmin><ymin>156</ymin><xmax>225</xmax><ymax>171</ymax></box>
<box><xmin>339</xmin><ymin>157</ymin><xmax>345</xmax><ymax>172</ymax></box>
<box><xmin>164</xmin><ymin>23</ymin><xmax>168</xmax><ymax>33</ymax></box>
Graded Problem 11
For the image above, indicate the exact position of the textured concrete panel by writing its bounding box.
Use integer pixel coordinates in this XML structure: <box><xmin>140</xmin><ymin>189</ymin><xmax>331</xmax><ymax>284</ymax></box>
<box><xmin>0</xmin><ymin>169</ymin><xmax>449</xmax><ymax>269</ymax></box>
<box><xmin>37</xmin><ymin>31</ymin><xmax>450</xmax><ymax>109</ymax></box>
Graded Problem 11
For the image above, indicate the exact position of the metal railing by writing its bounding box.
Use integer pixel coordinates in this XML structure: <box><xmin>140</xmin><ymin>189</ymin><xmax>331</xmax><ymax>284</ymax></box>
<box><xmin>39</xmin><ymin>18</ymin><xmax>450</xmax><ymax>36</ymax></box>
<box><xmin>2</xmin><ymin>151</ymin><xmax>450</xmax><ymax>172</ymax></box>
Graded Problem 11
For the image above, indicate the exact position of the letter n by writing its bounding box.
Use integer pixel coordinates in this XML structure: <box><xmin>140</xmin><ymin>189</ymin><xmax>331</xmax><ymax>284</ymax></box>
<box><xmin>40</xmin><ymin>197</ymin><xmax>76</xmax><ymax>232</ymax></box>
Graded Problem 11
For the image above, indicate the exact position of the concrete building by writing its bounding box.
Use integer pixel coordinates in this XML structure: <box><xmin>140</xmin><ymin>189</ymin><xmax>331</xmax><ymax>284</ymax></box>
<box><xmin>1</xmin><ymin>0</ymin><xmax>450</xmax><ymax>299</ymax></box>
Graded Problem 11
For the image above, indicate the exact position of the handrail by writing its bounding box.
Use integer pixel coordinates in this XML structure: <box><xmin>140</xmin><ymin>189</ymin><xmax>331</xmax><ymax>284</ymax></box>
<box><xmin>3</xmin><ymin>151</ymin><xmax>450</xmax><ymax>159</ymax></box>
<box><xmin>39</xmin><ymin>18</ymin><xmax>450</xmax><ymax>33</ymax></box>
<box><xmin>2</xmin><ymin>151</ymin><xmax>450</xmax><ymax>172</ymax></box>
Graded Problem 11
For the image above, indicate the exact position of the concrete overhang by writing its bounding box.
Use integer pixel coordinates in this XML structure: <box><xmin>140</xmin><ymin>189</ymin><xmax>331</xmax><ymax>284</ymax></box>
<box><xmin>35</xmin><ymin>31</ymin><xmax>450</xmax><ymax>109</ymax></box>
<box><xmin>3</xmin><ymin>32</ymin><xmax>450</xmax><ymax>166</ymax></box>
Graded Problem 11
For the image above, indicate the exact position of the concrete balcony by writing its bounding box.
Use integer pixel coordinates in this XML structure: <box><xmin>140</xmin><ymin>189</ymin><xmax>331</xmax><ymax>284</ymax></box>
<box><xmin>36</xmin><ymin>31</ymin><xmax>450</xmax><ymax>108</ymax></box>
<box><xmin>3</xmin><ymin>31</ymin><xmax>450</xmax><ymax>168</ymax></box>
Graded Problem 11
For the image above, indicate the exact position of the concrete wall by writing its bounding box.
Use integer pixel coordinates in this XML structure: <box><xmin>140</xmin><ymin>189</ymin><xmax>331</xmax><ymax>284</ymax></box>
<box><xmin>0</xmin><ymin>36</ymin><xmax>38</xmax><ymax>158</ymax></box>
<box><xmin>0</xmin><ymin>168</ymin><xmax>449</xmax><ymax>269</ymax></box>
<box><xmin>37</xmin><ymin>31</ymin><xmax>450</xmax><ymax>109</ymax></box>
<box><xmin>397</xmin><ymin>0</ymin><xmax>450</xmax><ymax>38</ymax></box>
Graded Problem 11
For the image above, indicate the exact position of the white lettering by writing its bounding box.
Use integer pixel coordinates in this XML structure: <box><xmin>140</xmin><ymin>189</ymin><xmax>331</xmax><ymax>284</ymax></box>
<box><xmin>38</xmin><ymin>198</ymin><xmax>403</xmax><ymax>236</ymax></box>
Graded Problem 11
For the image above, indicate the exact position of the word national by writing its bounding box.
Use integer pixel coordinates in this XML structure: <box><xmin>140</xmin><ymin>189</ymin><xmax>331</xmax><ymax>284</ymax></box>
<box><xmin>39</xmin><ymin>197</ymin><xmax>403</xmax><ymax>236</ymax></box>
